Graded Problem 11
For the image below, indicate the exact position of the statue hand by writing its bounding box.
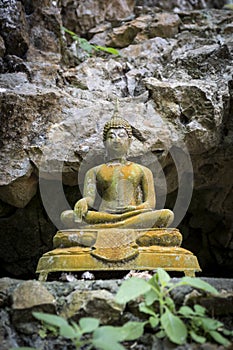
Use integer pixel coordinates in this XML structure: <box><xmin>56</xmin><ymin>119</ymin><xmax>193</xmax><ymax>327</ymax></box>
<box><xmin>74</xmin><ymin>198</ymin><xmax>88</xmax><ymax>223</ymax></box>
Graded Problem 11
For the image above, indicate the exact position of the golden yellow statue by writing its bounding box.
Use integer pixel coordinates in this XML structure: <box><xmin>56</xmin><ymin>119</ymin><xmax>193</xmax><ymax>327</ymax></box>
<box><xmin>36</xmin><ymin>104</ymin><xmax>201</xmax><ymax>281</ymax></box>
<box><xmin>61</xmin><ymin>113</ymin><xmax>174</xmax><ymax>230</ymax></box>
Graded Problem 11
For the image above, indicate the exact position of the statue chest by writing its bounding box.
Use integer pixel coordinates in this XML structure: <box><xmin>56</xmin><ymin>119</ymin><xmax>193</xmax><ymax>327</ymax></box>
<box><xmin>96</xmin><ymin>163</ymin><xmax>141</xmax><ymax>191</ymax></box>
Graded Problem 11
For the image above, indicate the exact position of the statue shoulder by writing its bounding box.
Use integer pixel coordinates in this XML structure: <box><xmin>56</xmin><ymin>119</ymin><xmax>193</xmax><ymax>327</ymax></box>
<box><xmin>134</xmin><ymin>163</ymin><xmax>154</xmax><ymax>179</ymax></box>
<box><xmin>133</xmin><ymin>162</ymin><xmax>153</xmax><ymax>176</ymax></box>
<box><xmin>85</xmin><ymin>164</ymin><xmax>102</xmax><ymax>176</ymax></box>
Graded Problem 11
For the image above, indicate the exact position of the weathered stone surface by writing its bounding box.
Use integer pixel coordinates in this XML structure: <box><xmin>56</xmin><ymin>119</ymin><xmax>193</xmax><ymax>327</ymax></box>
<box><xmin>0</xmin><ymin>35</ymin><xmax>5</xmax><ymax>57</ymax></box>
<box><xmin>61</xmin><ymin>0</ymin><xmax>135</xmax><ymax>36</ymax></box>
<box><xmin>106</xmin><ymin>12</ymin><xmax>180</xmax><ymax>48</ymax></box>
<box><xmin>11</xmin><ymin>280</ymin><xmax>56</xmax><ymax>335</ymax></box>
<box><xmin>147</xmin><ymin>13</ymin><xmax>181</xmax><ymax>38</ymax></box>
<box><xmin>61</xmin><ymin>289</ymin><xmax>124</xmax><ymax>324</ymax></box>
<box><xmin>135</xmin><ymin>0</ymin><xmax>226</xmax><ymax>11</ymax></box>
<box><xmin>0</xmin><ymin>0</ymin><xmax>29</xmax><ymax>57</ymax></box>
<box><xmin>0</xmin><ymin>173</ymin><xmax>38</xmax><ymax>208</ymax></box>
<box><xmin>12</xmin><ymin>280</ymin><xmax>55</xmax><ymax>309</ymax></box>
<box><xmin>0</xmin><ymin>276</ymin><xmax>232</xmax><ymax>349</ymax></box>
<box><xmin>144</xmin><ymin>78</ymin><xmax>225</xmax><ymax>154</ymax></box>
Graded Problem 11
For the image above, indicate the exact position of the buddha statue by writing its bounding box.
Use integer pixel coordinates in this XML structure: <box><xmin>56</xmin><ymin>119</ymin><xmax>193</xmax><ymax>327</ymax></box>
<box><xmin>36</xmin><ymin>104</ymin><xmax>201</xmax><ymax>281</ymax></box>
<box><xmin>60</xmin><ymin>112</ymin><xmax>174</xmax><ymax>230</ymax></box>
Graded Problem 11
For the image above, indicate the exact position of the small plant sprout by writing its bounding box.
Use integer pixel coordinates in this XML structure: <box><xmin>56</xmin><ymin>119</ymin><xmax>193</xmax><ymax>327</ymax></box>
<box><xmin>62</xmin><ymin>26</ymin><xmax>120</xmax><ymax>57</ymax></box>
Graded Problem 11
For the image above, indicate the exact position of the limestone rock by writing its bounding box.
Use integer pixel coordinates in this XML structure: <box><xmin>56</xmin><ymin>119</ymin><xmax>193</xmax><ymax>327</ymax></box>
<box><xmin>144</xmin><ymin>77</ymin><xmax>225</xmax><ymax>154</ymax></box>
<box><xmin>0</xmin><ymin>0</ymin><xmax>29</xmax><ymax>57</ymax></box>
<box><xmin>12</xmin><ymin>280</ymin><xmax>55</xmax><ymax>309</ymax></box>
<box><xmin>12</xmin><ymin>280</ymin><xmax>56</xmax><ymax>334</ymax></box>
<box><xmin>0</xmin><ymin>35</ymin><xmax>5</xmax><ymax>57</ymax></box>
<box><xmin>147</xmin><ymin>13</ymin><xmax>180</xmax><ymax>38</ymax></box>
<box><xmin>0</xmin><ymin>173</ymin><xmax>38</xmax><ymax>208</ymax></box>
<box><xmin>106</xmin><ymin>12</ymin><xmax>180</xmax><ymax>48</ymax></box>
<box><xmin>61</xmin><ymin>289</ymin><xmax>124</xmax><ymax>324</ymax></box>
<box><xmin>0</xmin><ymin>278</ymin><xmax>18</xmax><ymax>308</ymax></box>
<box><xmin>62</xmin><ymin>0</ymin><xmax>135</xmax><ymax>36</ymax></box>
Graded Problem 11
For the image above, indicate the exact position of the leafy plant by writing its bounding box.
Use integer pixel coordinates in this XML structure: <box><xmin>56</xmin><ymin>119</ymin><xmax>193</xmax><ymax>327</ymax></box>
<box><xmin>62</xmin><ymin>26</ymin><xmax>120</xmax><ymax>56</ymax></box>
<box><xmin>115</xmin><ymin>268</ymin><xmax>233</xmax><ymax>346</ymax></box>
<box><xmin>10</xmin><ymin>269</ymin><xmax>233</xmax><ymax>349</ymax></box>
<box><xmin>10</xmin><ymin>312</ymin><xmax>144</xmax><ymax>350</ymax></box>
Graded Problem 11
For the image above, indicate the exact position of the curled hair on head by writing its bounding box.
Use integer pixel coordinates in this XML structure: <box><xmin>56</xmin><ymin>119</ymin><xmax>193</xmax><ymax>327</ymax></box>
<box><xmin>103</xmin><ymin>116</ymin><xmax>133</xmax><ymax>141</ymax></box>
<box><xmin>103</xmin><ymin>100</ymin><xmax>146</xmax><ymax>143</ymax></box>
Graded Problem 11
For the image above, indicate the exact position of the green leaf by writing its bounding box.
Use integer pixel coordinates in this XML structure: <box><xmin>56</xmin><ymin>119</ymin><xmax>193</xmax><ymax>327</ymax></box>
<box><xmin>179</xmin><ymin>306</ymin><xmax>195</xmax><ymax>317</ymax></box>
<box><xmin>61</xmin><ymin>26</ymin><xmax>75</xmax><ymax>35</ymax></box>
<box><xmin>79</xmin><ymin>39</ymin><xmax>93</xmax><ymax>53</ymax></box>
<box><xmin>32</xmin><ymin>312</ymin><xmax>68</xmax><ymax>328</ymax></box>
<box><xmin>209</xmin><ymin>330</ymin><xmax>231</xmax><ymax>346</ymax></box>
<box><xmin>177</xmin><ymin>277</ymin><xmax>219</xmax><ymax>295</ymax></box>
<box><xmin>189</xmin><ymin>330</ymin><xmax>206</xmax><ymax>344</ymax></box>
<box><xmin>59</xmin><ymin>323</ymin><xmax>77</xmax><ymax>339</ymax></box>
<box><xmin>156</xmin><ymin>268</ymin><xmax>171</xmax><ymax>286</ymax></box>
<box><xmin>38</xmin><ymin>327</ymin><xmax>47</xmax><ymax>338</ymax></box>
<box><xmin>165</xmin><ymin>296</ymin><xmax>175</xmax><ymax>311</ymax></box>
<box><xmin>93</xmin><ymin>326</ymin><xmax>127</xmax><ymax>350</ymax></box>
<box><xmin>222</xmin><ymin>328</ymin><xmax>233</xmax><ymax>336</ymax></box>
<box><xmin>79</xmin><ymin>317</ymin><xmax>100</xmax><ymax>333</ymax></box>
<box><xmin>161</xmin><ymin>308</ymin><xmax>187</xmax><ymax>345</ymax></box>
<box><xmin>70</xmin><ymin>320</ymin><xmax>82</xmax><ymax>335</ymax></box>
<box><xmin>148</xmin><ymin>274</ymin><xmax>160</xmax><ymax>289</ymax></box>
<box><xmin>92</xmin><ymin>339</ymin><xmax>126</xmax><ymax>350</ymax></box>
<box><xmin>201</xmin><ymin>317</ymin><xmax>223</xmax><ymax>331</ymax></box>
<box><xmin>115</xmin><ymin>277</ymin><xmax>151</xmax><ymax>304</ymax></box>
<box><xmin>95</xmin><ymin>45</ymin><xmax>120</xmax><ymax>55</ymax></box>
<box><xmin>193</xmin><ymin>304</ymin><xmax>206</xmax><ymax>316</ymax></box>
<box><xmin>144</xmin><ymin>288</ymin><xmax>159</xmax><ymax>305</ymax></box>
<box><xmin>121</xmin><ymin>321</ymin><xmax>145</xmax><ymax>341</ymax></box>
<box><xmin>139</xmin><ymin>303</ymin><xmax>157</xmax><ymax>317</ymax></box>
<box><xmin>94</xmin><ymin>326</ymin><xmax>126</xmax><ymax>342</ymax></box>
<box><xmin>149</xmin><ymin>316</ymin><xmax>159</xmax><ymax>328</ymax></box>
<box><xmin>156</xmin><ymin>329</ymin><xmax>166</xmax><ymax>338</ymax></box>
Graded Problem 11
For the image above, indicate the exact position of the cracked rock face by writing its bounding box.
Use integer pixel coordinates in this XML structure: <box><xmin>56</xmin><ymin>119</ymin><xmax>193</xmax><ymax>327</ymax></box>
<box><xmin>0</xmin><ymin>0</ymin><xmax>232</xmax><ymax>277</ymax></box>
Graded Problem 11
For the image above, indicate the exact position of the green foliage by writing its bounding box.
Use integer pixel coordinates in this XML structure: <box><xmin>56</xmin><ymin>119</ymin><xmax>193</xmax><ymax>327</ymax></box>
<box><xmin>10</xmin><ymin>312</ymin><xmax>143</xmax><ymax>350</ymax></box>
<box><xmin>115</xmin><ymin>268</ymin><xmax>233</xmax><ymax>346</ymax></box>
<box><xmin>10</xmin><ymin>269</ymin><xmax>233</xmax><ymax>349</ymax></box>
<box><xmin>62</xmin><ymin>26</ymin><xmax>120</xmax><ymax>56</ymax></box>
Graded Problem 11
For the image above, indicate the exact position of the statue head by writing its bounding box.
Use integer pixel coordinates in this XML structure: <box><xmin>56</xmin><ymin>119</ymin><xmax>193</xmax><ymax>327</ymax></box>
<box><xmin>103</xmin><ymin>114</ymin><xmax>132</xmax><ymax>142</ymax></box>
<box><xmin>103</xmin><ymin>103</ymin><xmax>133</xmax><ymax>160</ymax></box>
<box><xmin>103</xmin><ymin>102</ymin><xmax>146</xmax><ymax>160</ymax></box>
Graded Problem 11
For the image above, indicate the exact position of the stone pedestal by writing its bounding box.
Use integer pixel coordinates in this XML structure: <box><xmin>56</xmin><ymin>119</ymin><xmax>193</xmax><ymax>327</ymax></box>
<box><xmin>36</xmin><ymin>228</ymin><xmax>201</xmax><ymax>281</ymax></box>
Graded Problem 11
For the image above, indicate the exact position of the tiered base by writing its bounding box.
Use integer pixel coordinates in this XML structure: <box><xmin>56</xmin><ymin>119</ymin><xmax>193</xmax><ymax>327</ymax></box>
<box><xmin>36</xmin><ymin>228</ymin><xmax>201</xmax><ymax>281</ymax></box>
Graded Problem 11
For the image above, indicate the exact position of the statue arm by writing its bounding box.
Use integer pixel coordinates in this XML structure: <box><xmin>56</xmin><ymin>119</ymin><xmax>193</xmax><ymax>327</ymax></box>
<box><xmin>74</xmin><ymin>167</ymin><xmax>97</xmax><ymax>222</ymax></box>
<box><xmin>136</xmin><ymin>166</ymin><xmax>156</xmax><ymax>210</ymax></box>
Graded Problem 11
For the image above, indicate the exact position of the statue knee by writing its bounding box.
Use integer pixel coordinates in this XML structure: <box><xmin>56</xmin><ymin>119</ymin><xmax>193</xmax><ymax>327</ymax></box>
<box><xmin>163</xmin><ymin>209</ymin><xmax>174</xmax><ymax>227</ymax></box>
<box><xmin>60</xmin><ymin>210</ymin><xmax>74</xmax><ymax>225</ymax></box>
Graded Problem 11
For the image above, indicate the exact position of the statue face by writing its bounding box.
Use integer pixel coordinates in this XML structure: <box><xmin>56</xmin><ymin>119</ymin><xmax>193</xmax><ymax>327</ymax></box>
<box><xmin>105</xmin><ymin>127</ymin><xmax>131</xmax><ymax>159</ymax></box>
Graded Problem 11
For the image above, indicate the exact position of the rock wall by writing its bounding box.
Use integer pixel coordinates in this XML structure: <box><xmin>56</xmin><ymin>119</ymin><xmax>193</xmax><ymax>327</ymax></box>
<box><xmin>0</xmin><ymin>0</ymin><xmax>233</xmax><ymax>277</ymax></box>
<box><xmin>0</xmin><ymin>276</ymin><xmax>232</xmax><ymax>349</ymax></box>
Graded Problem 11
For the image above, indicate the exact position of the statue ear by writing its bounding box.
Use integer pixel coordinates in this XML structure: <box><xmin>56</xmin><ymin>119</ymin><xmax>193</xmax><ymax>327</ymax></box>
<box><xmin>131</xmin><ymin>126</ymin><xmax>146</xmax><ymax>143</ymax></box>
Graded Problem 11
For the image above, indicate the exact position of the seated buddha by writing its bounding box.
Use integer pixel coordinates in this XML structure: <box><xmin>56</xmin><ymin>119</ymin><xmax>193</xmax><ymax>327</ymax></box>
<box><xmin>36</xmin><ymin>106</ymin><xmax>201</xmax><ymax>281</ymax></box>
<box><xmin>61</xmin><ymin>110</ymin><xmax>174</xmax><ymax>231</ymax></box>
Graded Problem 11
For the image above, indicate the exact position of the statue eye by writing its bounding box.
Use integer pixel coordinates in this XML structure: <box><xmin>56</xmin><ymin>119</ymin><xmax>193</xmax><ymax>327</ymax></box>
<box><xmin>108</xmin><ymin>133</ymin><xmax>115</xmax><ymax>139</ymax></box>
